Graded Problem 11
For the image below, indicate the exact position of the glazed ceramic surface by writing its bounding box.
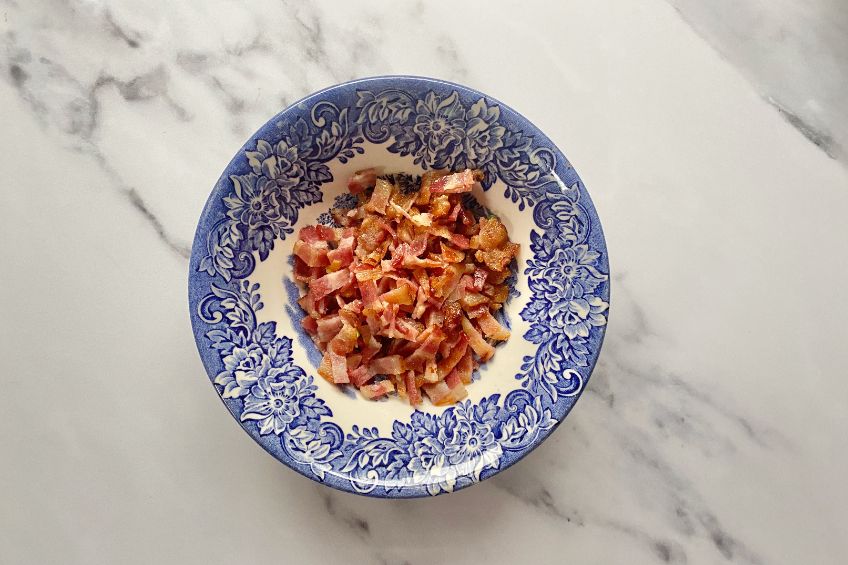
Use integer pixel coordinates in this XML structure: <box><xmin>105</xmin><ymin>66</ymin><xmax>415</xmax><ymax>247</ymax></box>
<box><xmin>189</xmin><ymin>76</ymin><xmax>609</xmax><ymax>497</ymax></box>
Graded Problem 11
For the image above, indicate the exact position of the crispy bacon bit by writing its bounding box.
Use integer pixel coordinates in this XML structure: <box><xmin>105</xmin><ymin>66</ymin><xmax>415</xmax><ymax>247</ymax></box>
<box><xmin>295</xmin><ymin>168</ymin><xmax>517</xmax><ymax>404</ymax></box>
<box><xmin>348</xmin><ymin>168</ymin><xmax>377</xmax><ymax>194</ymax></box>
<box><xmin>477</xmin><ymin>311</ymin><xmax>511</xmax><ymax>341</ymax></box>
<box><xmin>365</xmin><ymin>178</ymin><xmax>393</xmax><ymax>214</ymax></box>
<box><xmin>327</xmin><ymin>236</ymin><xmax>355</xmax><ymax>267</ymax></box>
<box><xmin>405</xmin><ymin>371</ymin><xmax>422</xmax><ymax>405</ymax></box>
<box><xmin>461</xmin><ymin>316</ymin><xmax>495</xmax><ymax>361</ymax></box>
<box><xmin>360</xmin><ymin>380</ymin><xmax>395</xmax><ymax>399</ymax></box>
<box><xmin>309</xmin><ymin>269</ymin><xmax>352</xmax><ymax>300</ymax></box>
<box><xmin>294</xmin><ymin>239</ymin><xmax>329</xmax><ymax>267</ymax></box>
<box><xmin>369</xmin><ymin>355</ymin><xmax>405</xmax><ymax>376</ymax></box>
<box><xmin>429</xmin><ymin>169</ymin><xmax>477</xmax><ymax>194</ymax></box>
<box><xmin>475</xmin><ymin>242</ymin><xmax>520</xmax><ymax>272</ymax></box>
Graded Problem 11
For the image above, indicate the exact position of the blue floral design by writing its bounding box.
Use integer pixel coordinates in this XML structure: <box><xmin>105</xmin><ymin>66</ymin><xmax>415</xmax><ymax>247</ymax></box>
<box><xmin>191</xmin><ymin>78</ymin><xmax>609</xmax><ymax>498</ymax></box>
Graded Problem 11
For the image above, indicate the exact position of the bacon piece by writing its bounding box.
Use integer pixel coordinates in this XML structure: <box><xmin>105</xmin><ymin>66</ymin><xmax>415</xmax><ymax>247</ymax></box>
<box><xmin>360</xmin><ymin>380</ymin><xmax>395</xmax><ymax>400</ymax></box>
<box><xmin>475</xmin><ymin>242</ymin><xmax>520</xmax><ymax>272</ymax></box>
<box><xmin>423</xmin><ymin>377</ymin><xmax>467</xmax><ymax>405</ymax></box>
<box><xmin>358</xmin><ymin>279</ymin><xmax>380</xmax><ymax>311</ymax></box>
<box><xmin>301</xmin><ymin>316</ymin><xmax>318</xmax><ymax>335</ymax></box>
<box><xmin>365</xmin><ymin>178</ymin><xmax>393</xmax><ymax>214</ymax></box>
<box><xmin>440</xmin><ymin>242</ymin><xmax>465</xmax><ymax>263</ymax></box>
<box><xmin>405</xmin><ymin>371</ymin><xmax>422</xmax><ymax>406</ymax></box>
<box><xmin>309</xmin><ymin>269</ymin><xmax>352</xmax><ymax>300</ymax></box>
<box><xmin>316</xmin><ymin>314</ymin><xmax>343</xmax><ymax>342</ymax></box>
<box><xmin>437</xmin><ymin>333</ymin><xmax>469</xmax><ymax>378</ymax></box>
<box><xmin>394</xmin><ymin>317</ymin><xmax>422</xmax><ymax>341</ymax></box>
<box><xmin>317</xmin><ymin>353</ymin><xmax>333</xmax><ymax>383</ymax></box>
<box><xmin>475</xmin><ymin>217</ymin><xmax>509</xmax><ymax>250</ymax></box>
<box><xmin>299</xmin><ymin>224</ymin><xmax>338</xmax><ymax>244</ymax></box>
<box><xmin>348</xmin><ymin>168</ymin><xmax>377</xmax><ymax>194</ymax></box>
<box><xmin>449</xmin><ymin>233</ymin><xmax>470</xmax><ymax>250</ymax></box>
<box><xmin>380</xmin><ymin>279</ymin><xmax>415</xmax><ymax>305</ymax></box>
<box><xmin>431</xmin><ymin>264</ymin><xmax>463</xmax><ymax>299</ymax></box>
<box><xmin>327</xmin><ymin>236</ymin><xmax>355</xmax><ymax>267</ymax></box>
<box><xmin>454</xmin><ymin>351</ymin><xmax>474</xmax><ymax>384</ymax></box>
<box><xmin>406</xmin><ymin>327</ymin><xmax>446</xmax><ymax>369</ymax></box>
<box><xmin>429</xmin><ymin>169</ymin><xmax>476</xmax><ymax>194</ymax></box>
<box><xmin>477</xmin><ymin>311</ymin><xmax>511</xmax><ymax>341</ymax></box>
<box><xmin>461</xmin><ymin>316</ymin><xmax>495</xmax><ymax>361</ymax></box>
<box><xmin>461</xmin><ymin>292</ymin><xmax>489</xmax><ymax>310</ymax></box>
<box><xmin>472</xmin><ymin>269</ymin><xmax>488</xmax><ymax>292</ymax></box>
<box><xmin>293</xmin><ymin>258</ymin><xmax>322</xmax><ymax>283</ymax></box>
<box><xmin>349</xmin><ymin>365</ymin><xmax>372</xmax><ymax>387</ymax></box>
<box><xmin>293</xmin><ymin>239</ymin><xmax>329</xmax><ymax>267</ymax></box>
<box><xmin>403</xmin><ymin>256</ymin><xmax>443</xmax><ymax>269</ymax></box>
<box><xmin>329</xmin><ymin>351</ymin><xmax>349</xmax><ymax>384</ymax></box>
<box><xmin>368</xmin><ymin>355</ymin><xmax>405</xmax><ymax>376</ymax></box>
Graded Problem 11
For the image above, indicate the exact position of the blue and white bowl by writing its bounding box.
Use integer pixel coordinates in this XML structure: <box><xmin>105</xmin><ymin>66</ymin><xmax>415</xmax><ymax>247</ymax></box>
<box><xmin>188</xmin><ymin>76</ymin><xmax>610</xmax><ymax>498</ymax></box>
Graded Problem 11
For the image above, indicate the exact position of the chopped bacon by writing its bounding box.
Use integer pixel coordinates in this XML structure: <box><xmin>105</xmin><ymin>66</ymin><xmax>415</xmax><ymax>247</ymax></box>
<box><xmin>405</xmin><ymin>371</ymin><xmax>422</xmax><ymax>406</ymax></box>
<box><xmin>295</xmin><ymin>168</ymin><xmax>516</xmax><ymax>404</ymax></box>
<box><xmin>294</xmin><ymin>239</ymin><xmax>329</xmax><ymax>267</ymax></box>
<box><xmin>437</xmin><ymin>333</ymin><xmax>469</xmax><ymax>378</ymax></box>
<box><xmin>429</xmin><ymin>169</ymin><xmax>476</xmax><ymax>194</ymax></box>
<box><xmin>476</xmin><ymin>311</ymin><xmax>511</xmax><ymax>341</ymax></box>
<box><xmin>368</xmin><ymin>355</ymin><xmax>405</xmax><ymax>376</ymax></box>
<box><xmin>360</xmin><ymin>380</ymin><xmax>395</xmax><ymax>400</ymax></box>
<box><xmin>327</xmin><ymin>236</ymin><xmax>355</xmax><ymax>267</ymax></box>
<box><xmin>316</xmin><ymin>314</ymin><xmax>343</xmax><ymax>342</ymax></box>
<box><xmin>309</xmin><ymin>269</ymin><xmax>352</xmax><ymax>300</ymax></box>
<box><xmin>365</xmin><ymin>178</ymin><xmax>393</xmax><ymax>214</ymax></box>
<box><xmin>349</xmin><ymin>365</ymin><xmax>372</xmax><ymax>387</ymax></box>
<box><xmin>300</xmin><ymin>224</ymin><xmax>338</xmax><ymax>244</ymax></box>
<box><xmin>461</xmin><ymin>315</ymin><xmax>495</xmax><ymax>361</ymax></box>
<box><xmin>472</xmin><ymin>269</ymin><xmax>488</xmax><ymax>292</ymax></box>
<box><xmin>454</xmin><ymin>351</ymin><xmax>474</xmax><ymax>384</ymax></box>
<box><xmin>301</xmin><ymin>316</ymin><xmax>318</xmax><ymax>335</ymax></box>
<box><xmin>406</xmin><ymin>327</ymin><xmax>446</xmax><ymax>369</ymax></box>
<box><xmin>348</xmin><ymin>168</ymin><xmax>377</xmax><ymax>194</ymax></box>
<box><xmin>329</xmin><ymin>351</ymin><xmax>349</xmax><ymax>384</ymax></box>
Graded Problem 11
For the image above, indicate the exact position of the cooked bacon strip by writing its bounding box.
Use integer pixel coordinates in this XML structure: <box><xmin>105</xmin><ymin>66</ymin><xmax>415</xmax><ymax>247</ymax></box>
<box><xmin>365</xmin><ymin>178</ymin><xmax>393</xmax><ymax>214</ymax></box>
<box><xmin>294</xmin><ymin>239</ymin><xmax>329</xmax><ymax>267</ymax></box>
<box><xmin>437</xmin><ymin>333</ymin><xmax>469</xmax><ymax>378</ymax></box>
<box><xmin>406</xmin><ymin>327</ymin><xmax>446</xmax><ymax>369</ymax></box>
<box><xmin>309</xmin><ymin>269</ymin><xmax>352</xmax><ymax>300</ymax></box>
<box><xmin>360</xmin><ymin>380</ymin><xmax>395</xmax><ymax>400</ymax></box>
<box><xmin>461</xmin><ymin>315</ymin><xmax>495</xmax><ymax>361</ymax></box>
<box><xmin>368</xmin><ymin>355</ymin><xmax>405</xmax><ymax>376</ymax></box>
<box><xmin>429</xmin><ymin>169</ymin><xmax>476</xmax><ymax>194</ymax></box>
<box><xmin>348</xmin><ymin>168</ymin><xmax>377</xmax><ymax>194</ymax></box>
<box><xmin>405</xmin><ymin>371</ymin><xmax>422</xmax><ymax>406</ymax></box>
<box><xmin>316</xmin><ymin>314</ymin><xmax>343</xmax><ymax>342</ymax></box>
<box><xmin>327</xmin><ymin>236</ymin><xmax>355</xmax><ymax>267</ymax></box>
<box><xmin>476</xmin><ymin>311</ymin><xmax>511</xmax><ymax>341</ymax></box>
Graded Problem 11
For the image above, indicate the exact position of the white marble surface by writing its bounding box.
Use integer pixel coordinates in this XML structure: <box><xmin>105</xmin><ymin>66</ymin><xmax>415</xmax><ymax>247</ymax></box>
<box><xmin>2</xmin><ymin>1</ymin><xmax>847</xmax><ymax>563</ymax></box>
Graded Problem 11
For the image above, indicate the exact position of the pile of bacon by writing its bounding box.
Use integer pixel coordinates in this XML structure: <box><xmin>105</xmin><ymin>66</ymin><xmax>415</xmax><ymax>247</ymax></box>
<box><xmin>294</xmin><ymin>168</ymin><xmax>519</xmax><ymax>406</ymax></box>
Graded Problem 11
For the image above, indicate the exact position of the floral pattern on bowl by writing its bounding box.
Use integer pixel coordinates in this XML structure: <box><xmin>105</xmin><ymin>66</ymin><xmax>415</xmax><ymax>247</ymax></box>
<box><xmin>189</xmin><ymin>76</ymin><xmax>609</xmax><ymax>498</ymax></box>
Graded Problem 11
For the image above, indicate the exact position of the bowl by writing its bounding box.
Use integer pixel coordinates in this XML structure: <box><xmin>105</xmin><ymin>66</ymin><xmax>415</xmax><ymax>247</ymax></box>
<box><xmin>188</xmin><ymin>76</ymin><xmax>610</xmax><ymax>497</ymax></box>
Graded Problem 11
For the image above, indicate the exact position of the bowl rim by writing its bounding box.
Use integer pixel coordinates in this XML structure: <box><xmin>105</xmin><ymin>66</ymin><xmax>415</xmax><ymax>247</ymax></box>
<box><xmin>188</xmin><ymin>74</ymin><xmax>610</xmax><ymax>498</ymax></box>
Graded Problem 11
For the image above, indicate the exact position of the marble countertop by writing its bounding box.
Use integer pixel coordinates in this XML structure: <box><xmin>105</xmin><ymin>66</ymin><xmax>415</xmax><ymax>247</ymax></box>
<box><xmin>2</xmin><ymin>1</ymin><xmax>847</xmax><ymax>563</ymax></box>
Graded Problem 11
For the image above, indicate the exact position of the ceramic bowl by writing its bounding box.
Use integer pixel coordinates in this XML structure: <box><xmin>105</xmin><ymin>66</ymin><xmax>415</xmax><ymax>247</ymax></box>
<box><xmin>188</xmin><ymin>76</ymin><xmax>609</xmax><ymax>497</ymax></box>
